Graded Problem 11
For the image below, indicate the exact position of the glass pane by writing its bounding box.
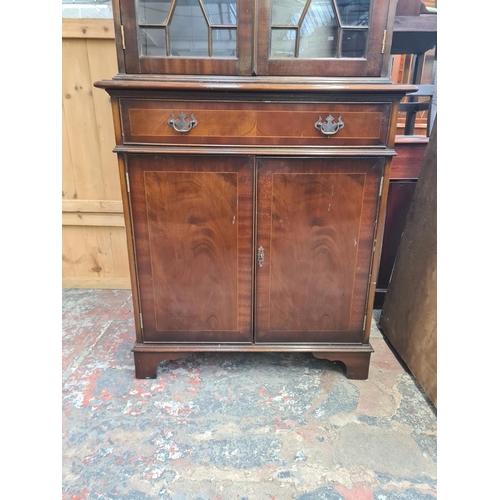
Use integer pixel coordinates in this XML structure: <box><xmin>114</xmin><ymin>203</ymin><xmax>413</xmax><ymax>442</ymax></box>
<box><xmin>336</xmin><ymin>0</ymin><xmax>370</xmax><ymax>27</ymax></box>
<box><xmin>270</xmin><ymin>29</ymin><xmax>296</xmax><ymax>58</ymax></box>
<box><xmin>137</xmin><ymin>0</ymin><xmax>172</xmax><ymax>24</ymax></box>
<box><xmin>62</xmin><ymin>0</ymin><xmax>113</xmax><ymax>18</ymax></box>
<box><xmin>298</xmin><ymin>0</ymin><xmax>338</xmax><ymax>58</ymax></box>
<box><xmin>169</xmin><ymin>0</ymin><xmax>209</xmax><ymax>57</ymax></box>
<box><xmin>203</xmin><ymin>0</ymin><xmax>237</xmax><ymax>25</ymax></box>
<box><xmin>271</xmin><ymin>0</ymin><xmax>306</xmax><ymax>26</ymax></box>
<box><xmin>212</xmin><ymin>29</ymin><xmax>237</xmax><ymax>57</ymax></box>
<box><xmin>341</xmin><ymin>29</ymin><xmax>367</xmax><ymax>57</ymax></box>
<box><xmin>140</xmin><ymin>27</ymin><xmax>167</xmax><ymax>55</ymax></box>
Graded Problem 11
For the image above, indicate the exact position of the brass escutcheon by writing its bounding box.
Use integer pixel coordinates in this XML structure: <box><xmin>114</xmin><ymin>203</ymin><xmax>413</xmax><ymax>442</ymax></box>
<box><xmin>257</xmin><ymin>246</ymin><xmax>264</xmax><ymax>268</ymax></box>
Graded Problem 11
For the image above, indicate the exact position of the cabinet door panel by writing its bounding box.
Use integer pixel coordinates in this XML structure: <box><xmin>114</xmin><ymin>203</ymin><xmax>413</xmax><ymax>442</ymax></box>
<box><xmin>255</xmin><ymin>157</ymin><xmax>383</xmax><ymax>343</ymax></box>
<box><xmin>128</xmin><ymin>154</ymin><xmax>253</xmax><ymax>342</ymax></box>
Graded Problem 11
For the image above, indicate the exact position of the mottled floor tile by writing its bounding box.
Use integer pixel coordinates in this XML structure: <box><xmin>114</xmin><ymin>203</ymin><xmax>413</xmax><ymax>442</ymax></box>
<box><xmin>62</xmin><ymin>290</ymin><xmax>437</xmax><ymax>500</ymax></box>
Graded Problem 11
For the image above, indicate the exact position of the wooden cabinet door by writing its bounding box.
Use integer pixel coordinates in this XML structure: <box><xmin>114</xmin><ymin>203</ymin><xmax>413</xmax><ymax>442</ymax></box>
<box><xmin>119</xmin><ymin>0</ymin><xmax>253</xmax><ymax>75</ymax></box>
<box><xmin>255</xmin><ymin>0</ymin><xmax>391</xmax><ymax>77</ymax></box>
<box><xmin>128</xmin><ymin>154</ymin><xmax>253</xmax><ymax>343</ymax></box>
<box><xmin>255</xmin><ymin>157</ymin><xmax>384</xmax><ymax>343</ymax></box>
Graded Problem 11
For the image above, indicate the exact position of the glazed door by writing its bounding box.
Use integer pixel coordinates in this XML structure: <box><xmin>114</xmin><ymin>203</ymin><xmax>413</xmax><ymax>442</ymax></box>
<box><xmin>255</xmin><ymin>0</ymin><xmax>391</xmax><ymax>77</ymax></box>
<box><xmin>255</xmin><ymin>157</ymin><xmax>384</xmax><ymax>343</ymax></box>
<box><xmin>120</xmin><ymin>0</ymin><xmax>253</xmax><ymax>74</ymax></box>
<box><xmin>127</xmin><ymin>154</ymin><xmax>253</xmax><ymax>342</ymax></box>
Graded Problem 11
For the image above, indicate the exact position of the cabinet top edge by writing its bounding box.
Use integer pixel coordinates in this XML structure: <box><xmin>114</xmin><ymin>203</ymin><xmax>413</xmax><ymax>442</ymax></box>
<box><xmin>94</xmin><ymin>75</ymin><xmax>416</xmax><ymax>94</ymax></box>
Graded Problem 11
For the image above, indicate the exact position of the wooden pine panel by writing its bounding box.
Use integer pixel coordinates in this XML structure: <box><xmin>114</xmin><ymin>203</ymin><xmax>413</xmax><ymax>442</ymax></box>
<box><xmin>86</xmin><ymin>39</ymin><xmax>121</xmax><ymax>200</ymax></box>
<box><xmin>83</xmin><ymin>226</ymin><xmax>117</xmax><ymax>279</ymax></box>
<box><xmin>62</xmin><ymin>108</ymin><xmax>77</xmax><ymax>200</ymax></box>
<box><xmin>62</xmin><ymin>226</ymin><xmax>129</xmax><ymax>279</ymax></box>
<box><xmin>62</xmin><ymin>213</ymin><xmax>125</xmax><ymax>227</ymax></box>
<box><xmin>62</xmin><ymin>278</ymin><xmax>131</xmax><ymax>289</ymax></box>
<box><xmin>108</xmin><ymin>226</ymin><xmax>132</xmax><ymax>284</ymax></box>
<box><xmin>62</xmin><ymin>199</ymin><xmax>124</xmax><ymax>213</ymax></box>
<box><xmin>62</xmin><ymin>19</ymin><xmax>115</xmax><ymax>39</ymax></box>
<box><xmin>62</xmin><ymin>226</ymin><xmax>92</xmax><ymax>279</ymax></box>
<box><xmin>62</xmin><ymin>30</ymin><xmax>130</xmax><ymax>288</ymax></box>
<box><xmin>62</xmin><ymin>38</ymin><xmax>106</xmax><ymax>200</ymax></box>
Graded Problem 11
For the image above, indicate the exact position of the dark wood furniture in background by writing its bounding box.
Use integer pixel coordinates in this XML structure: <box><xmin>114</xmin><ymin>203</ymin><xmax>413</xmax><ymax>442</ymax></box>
<box><xmin>379</xmin><ymin>121</ymin><xmax>437</xmax><ymax>406</ymax></box>
<box><xmin>374</xmin><ymin>0</ymin><xmax>436</xmax><ymax>308</ymax></box>
<box><xmin>96</xmin><ymin>0</ymin><xmax>414</xmax><ymax>380</ymax></box>
<box><xmin>392</xmin><ymin>0</ymin><xmax>436</xmax><ymax>136</ymax></box>
<box><xmin>374</xmin><ymin>135</ymin><xmax>427</xmax><ymax>308</ymax></box>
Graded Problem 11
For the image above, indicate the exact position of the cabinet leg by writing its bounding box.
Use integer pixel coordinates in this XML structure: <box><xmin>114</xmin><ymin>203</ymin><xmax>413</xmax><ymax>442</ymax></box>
<box><xmin>133</xmin><ymin>352</ymin><xmax>193</xmax><ymax>379</ymax></box>
<box><xmin>312</xmin><ymin>352</ymin><xmax>371</xmax><ymax>380</ymax></box>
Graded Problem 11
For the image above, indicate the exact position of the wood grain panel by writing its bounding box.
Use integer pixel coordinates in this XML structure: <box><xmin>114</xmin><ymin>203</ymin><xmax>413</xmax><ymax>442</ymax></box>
<box><xmin>62</xmin><ymin>200</ymin><xmax>124</xmax><ymax>213</ymax></box>
<box><xmin>128</xmin><ymin>155</ymin><xmax>253</xmax><ymax>343</ymax></box>
<box><xmin>62</xmin><ymin>39</ymin><xmax>106</xmax><ymax>200</ymax></box>
<box><xmin>62</xmin><ymin>212</ymin><xmax>125</xmax><ymax>227</ymax></box>
<box><xmin>62</xmin><ymin>107</ymin><xmax>77</xmax><ymax>200</ymax></box>
<box><xmin>62</xmin><ymin>34</ymin><xmax>130</xmax><ymax>288</ymax></box>
<box><xmin>62</xmin><ymin>277</ymin><xmax>131</xmax><ymax>289</ymax></box>
<box><xmin>146</xmin><ymin>171</ymin><xmax>238</xmax><ymax>331</ymax></box>
<box><xmin>121</xmin><ymin>99</ymin><xmax>390</xmax><ymax>147</ymax></box>
<box><xmin>86</xmin><ymin>39</ymin><xmax>121</xmax><ymax>200</ymax></box>
<box><xmin>62</xmin><ymin>19</ymin><xmax>115</xmax><ymax>39</ymax></box>
<box><xmin>391</xmin><ymin>138</ymin><xmax>428</xmax><ymax>179</ymax></box>
<box><xmin>256</xmin><ymin>157</ymin><xmax>384</xmax><ymax>343</ymax></box>
<box><xmin>269</xmin><ymin>172</ymin><xmax>365</xmax><ymax>331</ymax></box>
<box><xmin>62</xmin><ymin>226</ymin><xmax>88</xmax><ymax>279</ymax></box>
<box><xmin>62</xmin><ymin>226</ymin><xmax>128</xmax><ymax>281</ymax></box>
<box><xmin>108</xmin><ymin>219</ymin><xmax>133</xmax><ymax>286</ymax></box>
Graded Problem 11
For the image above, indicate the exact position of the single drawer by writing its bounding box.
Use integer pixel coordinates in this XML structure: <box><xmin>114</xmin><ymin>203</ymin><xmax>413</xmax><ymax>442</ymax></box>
<box><xmin>120</xmin><ymin>99</ymin><xmax>391</xmax><ymax>147</ymax></box>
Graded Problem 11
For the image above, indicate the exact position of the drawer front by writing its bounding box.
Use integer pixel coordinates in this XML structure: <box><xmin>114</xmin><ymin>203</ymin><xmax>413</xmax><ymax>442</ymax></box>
<box><xmin>121</xmin><ymin>99</ymin><xmax>391</xmax><ymax>147</ymax></box>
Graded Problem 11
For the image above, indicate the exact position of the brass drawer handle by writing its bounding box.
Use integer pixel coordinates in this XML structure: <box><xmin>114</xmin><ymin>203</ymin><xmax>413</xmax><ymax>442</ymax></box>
<box><xmin>315</xmin><ymin>115</ymin><xmax>344</xmax><ymax>137</ymax></box>
<box><xmin>168</xmin><ymin>112</ymin><xmax>198</xmax><ymax>134</ymax></box>
<box><xmin>257</xmin><ymin>246</ymin><xmax>264</xmax><ymax>268</ymax></box>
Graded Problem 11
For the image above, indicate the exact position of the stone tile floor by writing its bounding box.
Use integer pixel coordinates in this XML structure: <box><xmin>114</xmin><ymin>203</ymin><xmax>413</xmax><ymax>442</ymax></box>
<box><xmin>62</xmin><ymin>289</ymin><xmax>437</xmax><ymax>500</ymax></box>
